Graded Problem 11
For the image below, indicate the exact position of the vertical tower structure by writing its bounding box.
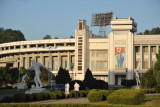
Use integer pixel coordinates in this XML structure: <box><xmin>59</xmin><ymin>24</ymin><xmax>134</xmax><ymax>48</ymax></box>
<box><xmin>75</xmin><ymin>20</ymin><xmax>92</xmax><ymax>80</ymax></box>
<box><xmin>108</xmin><ymin>17</ymin><xmax>137</xmax><ymax>85</ymax></box>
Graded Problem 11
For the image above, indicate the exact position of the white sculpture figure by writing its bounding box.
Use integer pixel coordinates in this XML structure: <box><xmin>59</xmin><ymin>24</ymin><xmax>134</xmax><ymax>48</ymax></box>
<box><xmin>28</xmin><ymin>60</ymin><xmax>48</xmax><ymax>88</ymax></box>
<box><xmin>135</xmin><ymin>60</ymin><xmax>141</xmax><ymax>86</ymax></box>
<box><xmin>21</xmin><ymin>74</ymin><xmax>29</xmax><ymax>86</ymax></box>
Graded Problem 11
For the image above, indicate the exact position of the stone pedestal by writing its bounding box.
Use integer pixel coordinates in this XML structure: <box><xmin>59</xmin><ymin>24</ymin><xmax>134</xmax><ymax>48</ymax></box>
<box><xmin>17</xmin><ymin>85</ymin><xmax>28</xmax><ymax>89</ymax></box>
<box><xmin>25</xmin><ymin>88</ymin><xmax>50</xmax><ymax>94</ymax></box>
<box><xmin>131</xmin><ymin>85</ymin><xmax>140</xmax><ymax>89</ymax></box>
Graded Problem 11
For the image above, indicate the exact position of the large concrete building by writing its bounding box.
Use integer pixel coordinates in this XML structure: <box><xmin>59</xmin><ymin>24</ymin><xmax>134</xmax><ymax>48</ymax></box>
<box><xmin>0</xmin><ymin>17</ymin><xmax>160</xmax><ymax>85</ymax></box>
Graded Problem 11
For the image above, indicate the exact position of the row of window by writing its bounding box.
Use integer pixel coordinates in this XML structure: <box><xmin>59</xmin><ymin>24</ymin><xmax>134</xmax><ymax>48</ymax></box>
<box><xmin>135</xmin><ymin>46</ymin><xmax>159</xmax><ymax>54</ymax></box>
<box><xmin>91</xmin><ymin>61</ymin><xmax>108</xmax><ymax>70</ymax></box>
<box><xmin>0</xmin><ymin>43</ymin><xmax>75</xmax><ymax>51</ymax></box>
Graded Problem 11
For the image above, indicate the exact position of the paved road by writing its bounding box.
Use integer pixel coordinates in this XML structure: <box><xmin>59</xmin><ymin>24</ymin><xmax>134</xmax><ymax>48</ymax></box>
<box><xmin>29</xmin><ymin>98</ymin><xmax>89</xmax><ymax>104</ymax></box>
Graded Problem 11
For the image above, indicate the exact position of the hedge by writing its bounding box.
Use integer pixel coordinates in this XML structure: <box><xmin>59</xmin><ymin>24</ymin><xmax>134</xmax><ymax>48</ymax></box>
<box><xmin>49</xmin><ymin>92</ymin><xmax>57</xmax><ymax>99</ymax></box>
<box><xmin>52</xmin><ymin>90</ymin><xmax>64</xmax><ymax>99</ymax></box>
<box><xmin>99</xmin><ymin>90</ymin><xmax>110</xmax><ymax>100</ymax></box>
<box><xmin>69</xmin><ymin>90</ymin><xmax>75</xmax><ymax>98</ymax></box>
<box><xmin>13</xmin><ymin>93</ymin><xmax>26</xmax><ymax>102</ymax></box>
<box><xmin>107</xmin><ymin>89</ymin><xmax>145</xmax><ymax>105</ymax></box>
<box><xmin>0</xmin><ymin>103</ymin><xmax>149</xmax><ymax>107</ymax></box>
<box><xmin>79</xmin><ymin>90</ymin><xmax>88</xmax><ymax>97</ymax></box>
<box><xmin>87</xmin><ymin>90</ymin><xmax>103</xmax><ymax>102</ymax></box>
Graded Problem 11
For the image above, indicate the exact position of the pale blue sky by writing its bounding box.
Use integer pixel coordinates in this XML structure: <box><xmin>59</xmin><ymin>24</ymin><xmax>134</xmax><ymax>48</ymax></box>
<box><xmin>0</xmin><ymin>0</ymin><xmax>160</xmax><ymax>40</ymax></box>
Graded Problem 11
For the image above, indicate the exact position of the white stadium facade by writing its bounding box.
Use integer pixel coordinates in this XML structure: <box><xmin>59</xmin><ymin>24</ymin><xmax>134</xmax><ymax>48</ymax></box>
<box><xmin>0</xmin><ymin>17</ymin><xmax>160</xmax><ymax>85</ymax></box>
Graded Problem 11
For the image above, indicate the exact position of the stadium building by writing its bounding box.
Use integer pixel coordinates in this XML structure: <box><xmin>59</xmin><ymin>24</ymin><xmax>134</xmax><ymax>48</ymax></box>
<box><xmin>0</xmin><ymin>17</ymin><xmax>160</xmax><ymax>85</ymax></box>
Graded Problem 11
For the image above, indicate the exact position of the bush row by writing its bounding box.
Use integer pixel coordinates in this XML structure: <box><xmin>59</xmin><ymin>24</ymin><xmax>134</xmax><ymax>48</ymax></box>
<box><xmin>143</xmin><ymin>88</ymin><xmax>159</xmax><ymax>93</ymax></box>
<box><xmin>1</xmin><ymin>90</ymin><xmax>88</xmax><ymax>103</ymax></box>
<box><xmin>87</xmin><ymin>89</ymin><xmax>110</xmax><ymax>102</ymax></box>
<box><xmin>107</xmin><ymin>89</ymin><xmax>145</xmax><ymax>105</ymax></box>
<box><xmin>0</xmin><ymin>103</ymin><xmax>143</xmax><ymax>107</ymax></box>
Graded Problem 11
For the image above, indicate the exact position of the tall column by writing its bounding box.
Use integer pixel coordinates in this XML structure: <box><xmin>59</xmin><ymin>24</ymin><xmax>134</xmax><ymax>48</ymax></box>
<box><xmin>148</xmin><ymin>46</ymin><xmax>151</xmax><ymax>69</ymax></box>
<box><xmin>140</xmin><ymin>46</ymin><xmax>143</xmax><ymax>69</ymax></box>
<box><xmin>67</xmin><ymin>52</ymin><xmax>71</xmax><ymax>70</ymax></box>
<box><xmin>156</xmin><ymin>45</ymin><xmax>159</xmax><ymax>53</ymax></box>
<box><xmin>58</xmin><ymin>52</ymin><xmax>61</xmax><ymax>68</ymax></box>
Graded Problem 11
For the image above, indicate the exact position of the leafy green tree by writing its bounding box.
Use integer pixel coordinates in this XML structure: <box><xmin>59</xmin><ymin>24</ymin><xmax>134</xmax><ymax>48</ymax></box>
<box><xmin>70</xmin><ymin>35</ymin><xmax>74</xmax><ymax>38</ymax></box>
<box><xmin>43</xmin><ymin>35</ymin><xmax>52</xmax><ymax>39</ymax></box>
<box><xmin>140</xmin><ymin>68</ymin><xmax>157</xmax><ymax>88</ymax></box>
<box><xmin>55</xmin><ymin>67</ymin><xmax>71</xmax><ymax>84</ymax></box>
<box><xmin>153</xmin><ymin>49</ymin><xmax>160</xmax><ymax>86</ymax></box>
<box><xmin>144</xmin><ymin>30</ymin><xmax>150</xmax><ymax>35</ymax></box>
<box><xmin>54</xmin><ymin>37</ymin><xmax>58</xmax><ymax>39</ymax></box>
<box><xmin>0</xmin><ymin>27</ymin><xmax>26</xmax><ymax>43</ymax></box>
<box><xmin>137</xmin><ymin>27</ymin><xmax>160</xmax><ymax>35</ymax></box>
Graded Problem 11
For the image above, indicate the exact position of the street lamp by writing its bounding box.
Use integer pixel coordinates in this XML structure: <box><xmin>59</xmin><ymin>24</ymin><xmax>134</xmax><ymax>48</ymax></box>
<box><xmin>18</xmin><ymin>41</ymin><xmax>21</xmax><ymax>90</ymax></box>
<box><xmin>48</xmin><ymin>46</ymin><xmax>57</xmax><ymax>90</ymax></box>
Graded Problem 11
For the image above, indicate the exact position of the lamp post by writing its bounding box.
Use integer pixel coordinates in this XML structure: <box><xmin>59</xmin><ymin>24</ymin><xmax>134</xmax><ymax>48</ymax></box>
<box><xmin>17</xmin><ymin>41</ymin><xmax>22</xmax><ymax>90</ymax></box>
<box><xmin>48</xmin><ymin>46</ymin><xmax>57</xmax><ymax>90</ymax></box>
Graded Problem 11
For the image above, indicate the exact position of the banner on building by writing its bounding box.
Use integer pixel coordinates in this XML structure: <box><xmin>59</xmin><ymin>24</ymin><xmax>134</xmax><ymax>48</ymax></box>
<box><xmin>115</xmin><ymin>47</ymin><xmax>126</xmax><ymax>69</ymax></box>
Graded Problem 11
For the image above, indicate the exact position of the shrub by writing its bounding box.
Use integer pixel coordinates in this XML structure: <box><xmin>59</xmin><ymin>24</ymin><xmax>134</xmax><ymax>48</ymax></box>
<box><xmin>79</xmin><ymin>90</ymin><xmax>88</xmax><ymax>97</ymax></box>
<box><xmin>99</xmin><ymin>90</ymin><xmax>110</xmax><ymax>100</ymax></box>
<box><xmin>13</xmin><ymin>93</ymin><xmax>26</xmax><ymax>102</ymax></box>
<box><xmin>48</xmin><ymin>92</ymin><xmax>57</xmax><ymax>99</ymax></box>
<box><xmin>87</xmin><ymin>90</ymin><xmax>103</xmax><ymax>102</ymax></box>
<box><xmin>69</xmin><ymin>90</ymin><xmax>75</xmax><ymax>98</ymax></box>
<box><xmin>25</xmin><ymin>94</ymin><xmax>33</xmax><ymax>101</ymax></box>
<box><xmin>43</xmin><ymin>93</ymin><xmax>49</xmax><ymax>99</ymax></box>
<box><xmin>96</xmin><ymin>80</ymin><xmax>108</xmax><ymax>89</ymax></box>
<box><xmin>140</xmin><ymin>68</ymin><xmax>157</xmax><ymax>88</ymax></box>
<box><xmin>2</xmin><ymin>96</ymin><xmax>14</xmax><ymax>103</ymax></box>
<box><xmin>107</xmin><ymin>89</ymin><xmax>145</xmax><ymax>105</ymax></box>
<box><xmin>121</xmin><ymin>79</ymin><xmax>136</xmax><ymax>87</ymax></box>
<box><xmin>32</xmin><ymin>93</ymin><xmax>43</xmax><ymax>100</ymax></box>
<box><xmin>52</xmin><ymin>90</ymin><xmax>64</xmax><ymax>99</ymax></box>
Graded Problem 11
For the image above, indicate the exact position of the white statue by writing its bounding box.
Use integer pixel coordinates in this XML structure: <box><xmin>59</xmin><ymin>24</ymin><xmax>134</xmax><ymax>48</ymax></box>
<box><xmin>135</xmin><ymin>60</ymin><xmax>141</xmax><ymax>86</ymax></box>
<box><xmin>21</xmin><ymin>74</ymin><xmax>29</xmax><ymax>86</ymax></box>
<box><xmin>28</xmin><ymin>60</ymin><xmax>48</xmax><ymax>88</ymax></box>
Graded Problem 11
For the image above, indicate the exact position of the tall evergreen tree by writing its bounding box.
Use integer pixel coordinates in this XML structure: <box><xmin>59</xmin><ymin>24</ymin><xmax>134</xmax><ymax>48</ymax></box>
<box><xmin>55</xmin><ymin>67</ymin><xmax>71</xmax><ymax>84</ymax></box>
<box><xmin>83</xmin><ymin>68</ymin><xmax>96</xmax><ymax>89</ymax></box>
<box><xmin>153</xmin><ymin>49</ymin><xmax>160</xmax><ymax>86</ymax></box>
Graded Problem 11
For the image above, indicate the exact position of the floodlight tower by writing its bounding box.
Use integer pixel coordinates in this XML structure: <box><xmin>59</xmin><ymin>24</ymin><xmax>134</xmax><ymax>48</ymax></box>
<box><xmin>91</xmin><ymin>12</ymin><xmax>113</xmax><ymax>38</ymax></box>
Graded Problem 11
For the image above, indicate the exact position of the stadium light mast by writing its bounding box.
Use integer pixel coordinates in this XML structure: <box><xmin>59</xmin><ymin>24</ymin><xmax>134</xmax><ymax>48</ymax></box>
<box><xmin>91</xmin><ymin>12</ymin><xmax>113</xmax><ymax>38</ymax></box>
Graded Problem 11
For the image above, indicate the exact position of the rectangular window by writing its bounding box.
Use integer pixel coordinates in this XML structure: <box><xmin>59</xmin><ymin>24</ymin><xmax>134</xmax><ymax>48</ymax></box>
<box><xmin>143</xmin><ymin>46</ymin><xmax>148</xmax><ymax>53</ymax></box>
<box><xmin>65</xmin><ymin>61</ymin><xmax>67</xmax><ymax>68</ymax></box>
<box><xmin>78</xmin><ymin>66</ymin><xmax>82</xmax><ymax>70</ymax></box>
<box><xmin>78</xmin><ymin>40</ymin><xmax>83</xmax><ymax>42</ymax></box>
<box><xmin>78</xmin><ymin>51</ymin><xmax>82</xmax><ymax>54</ymax></box>
<box><xmin>91</xmin><ymin>61</ymin><xmax>95</xmax><ymax>70</ymax></box>
<box><xmin>92</xmin><ymin>52</ymin><xmax>95</xmax><ymax>57</ymax></box>
<box><xmin>135</xmin><ymin>46</ymin><xmax>140</xmax><ymax>53</ymax></box>
<box><xmin>143</xmin><ymin>61</ymin><xmax>148</xmax><ymax>69</ymax></box>
<box><xmin>78</xmin><ymin>46</ymin><xmax>82</xmax><ymax>49</ymax></box>
<box><xmin>78</xmin><ymin>63</ymin><xmax>82</xmax><ymax>66</ymax></box>
<box><xmin>151</xmin><ymin>46</ymin><xmax>156</xmax><ymax>53</ymax></box>
<box><xmin>78</xmin><ymin>57</ymin><xmax>82</xmax><ymax>60</ymax></box>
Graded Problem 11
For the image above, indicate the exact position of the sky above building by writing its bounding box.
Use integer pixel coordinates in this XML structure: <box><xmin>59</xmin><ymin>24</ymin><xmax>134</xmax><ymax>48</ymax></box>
<box><xmin>0</xmin><ymin>0</ymin><xmax>160</xmax><ymax>40</ymax></box>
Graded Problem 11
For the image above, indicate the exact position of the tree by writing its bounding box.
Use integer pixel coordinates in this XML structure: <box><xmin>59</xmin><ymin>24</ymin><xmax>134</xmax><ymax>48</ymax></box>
<box><xmin>54</xmin><ymin>37</ymin><xmax>58</xmax><ymax>39</ymax></box>
<box><xmin>0</xmin><ymin>27</ymin><xmax>26</xmax><ymax>43</ymax></box>
<box><xmin>144</xmin><ymin>30</ymin><xmax>150</xmax><ymax>35</ymax></box>
<box><xmin>153</xmin><ymin>49</ymin><xmax>160</xmax><ymax>86</ymax></box>
<box><xmin>83</xmin><ymin>68</ymin><xmax>95</xmax><ymax>89</ymax></box>
<box><xmin>55</xmin><ymin>67</ymin><xmax>71</xmax><ymax>84</ymax></box>
<box><xmin>137</xmin><ymin>27</ymin><xmax>160</xmax><ymax>35</ymax></box>
<box><xmin>43</xmin><ymin>35</ymin><xmax>51</xmax><ymax>39</ymax></box>
<box><xmin>140</xmin><ymin>68</ymin><xmax>157</xmax><ymax>88</ymax></box>
<box><xmin>70</xmin><ymin>35</ymin><xmax>74</xmax><ymax>38</ymax></box>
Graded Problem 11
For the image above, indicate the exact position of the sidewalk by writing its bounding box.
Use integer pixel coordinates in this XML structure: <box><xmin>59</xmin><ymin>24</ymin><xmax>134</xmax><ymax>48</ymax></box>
<box><xmin>29</xmin><ymin>98</ymin><xmax>89</xmax><ymax>104</ymax></box>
